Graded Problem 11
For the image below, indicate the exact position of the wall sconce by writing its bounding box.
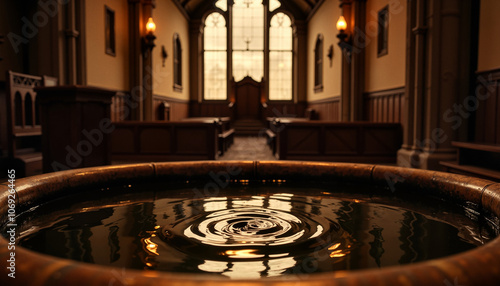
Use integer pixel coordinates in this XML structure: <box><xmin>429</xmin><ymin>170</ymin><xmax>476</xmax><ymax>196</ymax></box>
<box><xmin>161</xmin><ymin>45</ymin><xmax>168</xmax><ymax>67</ymax></box>
<box><xmin>327</xmin><ymin>44</ymin><xmax>334</xmax><ymax>66</ymax></box>
<box><xmin>336</xmin><ymin>15</ymin><xmax>351</xmax><ymax>53</ymax></box>
<box><xmin>143</xmin><ymin>17</ymin><xmax>156</xmax><ymax>52</ymax></box>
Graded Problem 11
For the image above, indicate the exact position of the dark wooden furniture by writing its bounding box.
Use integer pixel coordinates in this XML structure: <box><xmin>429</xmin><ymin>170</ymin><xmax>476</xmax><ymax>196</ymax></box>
<box><xmin>111</xmin><ymin>121</ymin><xmax>218</xmax><ymax>162</ymax></box>
<box><xmin>37</xmin><ymin>85</ymin><xmax>115</xmax><ymax>173</ymax></box>
<box><xmin>440</xmin><ymin>141</ymin><xmax>500</xmax><ymax>182</ymax></box>
<box><xmin>234</xmin><ymin>76</ymin><xmax>263</xmax><ymax>120</ymax></box>
<box><xmin>265</xmin><ymin>117</ymin><xmax>309</xmax><ymax>155</ymax></box>
<box><xmin>4</xmin><ymin>71</ymin><xmax>44</xmax><ymax>177</ymax></box>
<box><xmin>182</xmin><ymin>117</ymin><xmax>234</xmax><ymax>155</ymax></box>
<box><xmin>274</xmin><ymin>120</ymin><xmax>402</xmax><ymax>163</ymax></box>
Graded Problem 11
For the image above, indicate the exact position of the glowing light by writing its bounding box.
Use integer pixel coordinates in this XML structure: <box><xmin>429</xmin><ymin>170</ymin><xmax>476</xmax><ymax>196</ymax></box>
<box><xmin>142</xmin><ymin>237</ymin><xmax>159</xmax><ymax>255</ymax></box>
<box><xmin>336</xmin><ymin>16</ymin><xmax>347</xmax><ymax>31</ymax></box>
<box><xmin>224</xmin><ymin>249</ymin><xmax>265</xmax><ymax>259</ymax></box>
<box><xmin>146</xmin><ymin>17</ymin><xmax>156</xmax><ymax>34</ymax></box>
<box><xmin>328</xmin><ymin>243</ymin><xmax>341</xmax><ymax>250</ymax></box>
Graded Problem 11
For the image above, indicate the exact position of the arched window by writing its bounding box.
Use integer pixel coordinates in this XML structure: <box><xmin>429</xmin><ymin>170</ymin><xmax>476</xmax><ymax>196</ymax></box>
<box><xmin>269</xmin><ymin>0</ymin><xmax>281</xmax><ymax>12</ymax></box>
<box><xmin>204</xmin><ymin>12</ymin><xmax>227</xmax><ymax>100</ymax></box>
<box><xmin>314</xmin><ymin>34</ymin><xmax>323</xmax><ymax>92</ymax></box>
<box><xmin>173</xmin><ymin>33</ymin><xmax>182</xmax><ymax>91</ymax></box>
<box><xmin>269</xmin><ymin>13</ymin><xmax>292</xmax><ymax>101</ymax></box>
<box><xmin>232</xmin><ymin>0</ymin><xmax>264</xmax><ymax>82</ymax></box>
<box><xmin>203</xmin><ymin>0</ymin><xmax>295</xmax><ymax>101</ymax></box>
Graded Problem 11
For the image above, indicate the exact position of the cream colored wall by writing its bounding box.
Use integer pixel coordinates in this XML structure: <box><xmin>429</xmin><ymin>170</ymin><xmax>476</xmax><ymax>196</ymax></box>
<box><xmin>478</xmin><ymin>0</ymin><xmax>500</xmax><ymax>71</ymax></box>
<box><xmin>153</xmin><ymin>0</ymin><xmax>190</xmax><ymax>101</ymax></box>
<box><xmin>85</xmin><ymin>0</ymin><xmax>129</xmax><ymax>91</ymax></box>
<box><xmin>307</xmin><ymin>0</ymin><xmax>342</xmax><ymax>102</ymax></box>
<box><xmin>364</xmin><ymin>0</ymin><xmax>406</xmax><ymax>92</ymax></box>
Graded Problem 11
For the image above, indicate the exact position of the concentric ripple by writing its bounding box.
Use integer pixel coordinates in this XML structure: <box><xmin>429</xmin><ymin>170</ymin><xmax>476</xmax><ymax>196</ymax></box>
<box><xmin>13</xmin><ymin>183</ymin><xmax>491</xmax><ymax>279</ymax></box>
<box><xmin>157</xmin><ymin>195</ymin><xmax>353</xmax><ymax>261</ymax></box>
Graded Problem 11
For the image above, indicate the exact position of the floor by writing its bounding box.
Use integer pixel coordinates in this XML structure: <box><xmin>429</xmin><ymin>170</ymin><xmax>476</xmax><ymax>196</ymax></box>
<box><xmin>218</xmin><ymin>136</ymin><xmax>276</xmax><ymax>161</ymax></box>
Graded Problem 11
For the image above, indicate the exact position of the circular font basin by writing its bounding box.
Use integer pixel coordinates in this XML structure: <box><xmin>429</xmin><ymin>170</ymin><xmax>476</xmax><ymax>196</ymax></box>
<box><xmin>1</xmin><ymin>161</ymin><xmax>500</xmax><ymax>285</ymax></box>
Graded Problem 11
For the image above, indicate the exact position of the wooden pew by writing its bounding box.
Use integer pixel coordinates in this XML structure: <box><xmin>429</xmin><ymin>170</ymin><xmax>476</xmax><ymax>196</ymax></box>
<box><xmin>440</xmin><ymin>141</ymin><xmax>500</xmax><ymax>182</ymax></box>
<box><xmin>265</xmin><ymin>117</ymin><xmax>309</xmax><ymax>155</ymax></box>
<box><xmin>182</xmin><ymin>117</ymin><xmax>234</xmax><ymax>156</ymax></box>
<box><xmin>3</xmin><ymin>71</ymin><xmax>43</xmax><ymax>177</ymax></box>
<box><xmin>274</xmin><ymin>121</ymin><xmax>402</xmax><ymax>163</ymax></box>
<box><xmin>111</xmin><ymin>121</ymin><xmax>218</xmax><ymax>162</ymax></box>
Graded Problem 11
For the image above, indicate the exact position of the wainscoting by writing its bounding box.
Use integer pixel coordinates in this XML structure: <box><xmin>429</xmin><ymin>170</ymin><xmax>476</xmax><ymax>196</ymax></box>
<box><xmin>153</xmin><ymin>95</ymin><xmax>189</xmax><ymax>122</ymax></box>
<box><xmin>110</xmin><ymin>93</ymin><xmax>189</xmax><ymax>122</ymax></box>
<box><xmin>363</xmin><ymin>87</ymin><xmax>405</xmax><ymax>123</ymax></box>
<box><xmin>262</xmin><ymin>102</ymin><xmax>307</xmax><ymax>119</ymax></box>
<box><xmin>475</xmin><ymin>68</ymin><xmax>500</xmax><ymax>145</ymax></box>
<box><xmin>111</xmin><ymin>92</ymin><xmax>129</xmax><ymax>121</ymax></box>
<box><xmin>307</xmin><ymin>97</ymin><xmax>341</xmax><ymax>121</ymax></box>
<box><xmin>189</xmin><ymin>101</ymin><xmax>233</xmax><ymax>118</ymax></box>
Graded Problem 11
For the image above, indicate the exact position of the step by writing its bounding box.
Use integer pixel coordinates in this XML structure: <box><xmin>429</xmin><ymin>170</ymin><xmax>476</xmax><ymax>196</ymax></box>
<box><xmin>440</xmin><ymin>161</ymin><xmax>500</xmax><ymax>181</ymax></box>
<box><xmin>452</xmin><ymin>141</ymin><xmax>500</xmax><ymax>153</ymax></box>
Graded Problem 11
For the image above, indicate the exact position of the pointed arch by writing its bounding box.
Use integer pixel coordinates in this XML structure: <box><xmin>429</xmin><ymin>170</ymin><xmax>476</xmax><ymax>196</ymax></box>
<box><xmin>204</xmin><ymin>12</ymin><xmax>227</xmax><ymax>100</ymax></box>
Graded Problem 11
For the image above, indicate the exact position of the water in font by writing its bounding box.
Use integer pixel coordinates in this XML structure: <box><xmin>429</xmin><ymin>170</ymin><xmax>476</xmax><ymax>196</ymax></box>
<box><xmin>9</xmin><ymin>181</ymin><xmax>497</xmax><ymax>279</ymax></box>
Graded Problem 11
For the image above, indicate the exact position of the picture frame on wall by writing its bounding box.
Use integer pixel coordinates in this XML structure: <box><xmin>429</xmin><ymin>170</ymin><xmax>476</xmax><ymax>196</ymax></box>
<box><xmin>105</xmin><ymin>6</ymin><xmax>116</xmax><ymax>56</ymax></box>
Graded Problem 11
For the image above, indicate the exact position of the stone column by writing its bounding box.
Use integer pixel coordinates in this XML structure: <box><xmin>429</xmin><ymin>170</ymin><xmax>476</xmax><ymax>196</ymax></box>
<box><xmin>189</xmin><ymin>19</ymin><xmax>203</xmax><ymax>103</ymax></box>
<box><xmin>128</xmin><ymin>0</ymin><xmax>144</xmax><ymax>121</ymax></box>
<box><xmin>339</xmin><ymin>0</ymin><xmax>353</xmax><ymax>122</ymax></box>
<box><xmin>398</xmin><ymin>0</ymin><xmax>474</xmax><ymax>170</ymax></box>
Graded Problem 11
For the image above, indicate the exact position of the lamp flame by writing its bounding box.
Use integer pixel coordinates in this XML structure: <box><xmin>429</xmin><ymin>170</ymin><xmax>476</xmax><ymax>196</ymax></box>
<box><xmin>336</xmin><ymin>16</ymin><xmax>347</xmax><ymax>31</ymax></box>
<box><xmin>146</xmin><ymin>17</ymin><xmax>156</xmax><ymax>34</ymax></box>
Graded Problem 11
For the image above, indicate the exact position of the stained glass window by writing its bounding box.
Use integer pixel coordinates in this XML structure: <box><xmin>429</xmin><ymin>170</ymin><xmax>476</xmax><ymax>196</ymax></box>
<box><xmin>203</xmin><ymin>1</ymin><xmax>294</xmax><ymax>101</ymax></box>
<box><xmin>232</xmin><ymin>0</ymin><xmax>264</xmax><ymax>82</ymax></box>
<box><xmin>204</xmin><ymin>13</ymin><xmax>227</xmax><ymax>100</ymax></box>
<box><xmin>215</xmin><ymin>0</ymin><xmax>227</xmax><ymax>12</ymax></box>
<box><xmin>269</xmin><ymin>0</ymin><xmax>281</xmax><ymax>12</ymax></box>
<box><xmin>269</xmin><ymin>13</ymin><xmax>292</xmax><ymax>100</ymax></box>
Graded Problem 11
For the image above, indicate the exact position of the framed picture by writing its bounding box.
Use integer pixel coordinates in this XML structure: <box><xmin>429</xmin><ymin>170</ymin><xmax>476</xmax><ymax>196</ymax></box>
<box><xmin>105</xmin><ymin>6</ymin><xmax>116</xmax><ymax>56</ymax></box>
<box><xmin>377</xmin><ymin>5</ymin><xmax>389</xmax><ymax>57</ymax></box>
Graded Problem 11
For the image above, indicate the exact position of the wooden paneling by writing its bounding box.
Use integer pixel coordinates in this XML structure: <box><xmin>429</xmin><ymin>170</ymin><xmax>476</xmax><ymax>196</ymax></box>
<box><xmin>153</xmin><ymin>95</ymin><xmax>189</xmax><ymax>122</ymax></box>
<box><xmin>363</xmin><ymin>87</ymin><xmax>405</xmax><ymax>124</ymax></box>
<box><xmin>189</xmin><ymin>101</ymin><xmax>233</xmax><ymax>118</ymax></box>
<box><xmin>262</xmin><ymin>102</ymin><xmax>307</xmax><ymax>119</ymax></box>
<box><xmin>37</xmin><ymin>86</ymin><xmax>115</xmax><ymax>173</ymax></box>
<box><xmin>307</xmin><ymin>97</ymin><xmax>341</xmax><ymax>121</ymax></box>
<box><xmin>111</xmin><ymin>121</ymin><xmax>218</xmax><ymax>162</ymax></box>
<box><xmin>275</xmin><ymin>121</ymin><xmax>402</xmax><ymax>163</ymax></box>
<box><xmin>475</xmin><ymin>68</ymin><xmax>500</xmax><ymax>145</ymax></box>
<box><xmin>111</xmin><ymin>92</ymin><xmax>128</xmax><ymax>121</ymax></box>
<box><xmin>110</xmin><ymin>94</ymin><xmax>189</xmax><ymax>122</ymax></box>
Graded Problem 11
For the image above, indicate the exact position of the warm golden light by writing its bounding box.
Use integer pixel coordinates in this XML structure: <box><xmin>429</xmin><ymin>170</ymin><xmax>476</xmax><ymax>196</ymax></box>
<box><xmin>336</xmin><ymin>16</ymin><xmax>347</xmax><ymax>31</ymax></box>
<box><xmin>146</xmin><ymin>17</ymin><xmax>156</xmax><ymax>34</ymax></box>
<box><xmin>224</xmin><ymin>249</ymin><xmax>265</xmax><ymax>259</ymax></box>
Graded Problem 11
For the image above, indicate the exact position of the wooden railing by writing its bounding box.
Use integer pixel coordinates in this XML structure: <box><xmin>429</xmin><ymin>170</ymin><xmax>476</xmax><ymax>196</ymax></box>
<box><xmin>273</xmin><ymin>120</ymin><xmax>402</xmax><ymax>163</ymax></box>
<box><xmin>111</xmin><ymin>121</ymin><xmax>218</xmax><ymax>162</ymax></box>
